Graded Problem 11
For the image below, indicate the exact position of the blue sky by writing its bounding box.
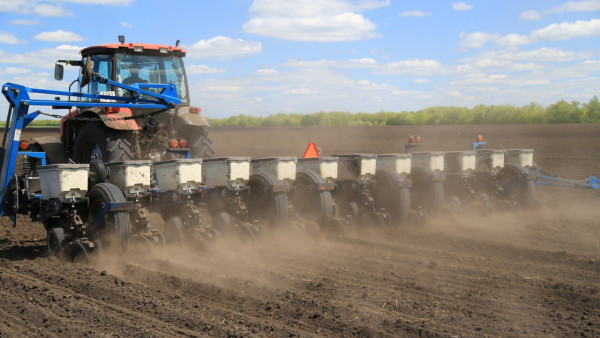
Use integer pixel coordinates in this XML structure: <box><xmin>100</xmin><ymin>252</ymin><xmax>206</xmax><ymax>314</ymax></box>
<box><xmin>0</xmin><ymin>0</ymin><xmax>599</xmax><ymax>118</ymax></box>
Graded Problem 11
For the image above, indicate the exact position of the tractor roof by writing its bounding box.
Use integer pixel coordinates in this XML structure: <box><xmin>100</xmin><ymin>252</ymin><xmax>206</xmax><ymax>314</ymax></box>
<box><xmin>80</xmin><ymin>43</ymin><xmax>186</xmax><ymax>57</ymax></box>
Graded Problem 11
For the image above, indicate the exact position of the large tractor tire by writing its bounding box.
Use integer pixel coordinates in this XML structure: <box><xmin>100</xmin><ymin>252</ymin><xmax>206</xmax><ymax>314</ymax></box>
<box><xmin>87</xmin><ymin>183</ymin><xmax>130</xmax><ymax>252</ymax></box>
<box><xmin>374</xmin><ymin>169</ymin><xmax>411</xmax><ymax>226</ymax></box>
<box><xmin>180</xmin><ymin>125</ymin><xmax>214</xmax><ymax>159</ymax></box>
<box><xmin>73</xmin><ymin>122</ymin><xmax>135</xmax><ymax>163</ymax></box>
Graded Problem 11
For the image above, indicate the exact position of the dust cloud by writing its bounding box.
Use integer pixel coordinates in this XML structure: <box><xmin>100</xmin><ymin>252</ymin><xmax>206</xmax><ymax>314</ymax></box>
<box><xmin>12</xmin><ymin>124</ymin><xmax>600</xmax><ymax>336</ymax></box>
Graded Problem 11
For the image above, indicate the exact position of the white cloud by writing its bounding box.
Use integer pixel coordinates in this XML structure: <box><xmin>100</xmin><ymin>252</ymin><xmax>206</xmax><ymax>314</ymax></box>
<box><xmin>186</xmin><ymin>64</ymin><xmax>226</xmax><ymax>74</ymax></box>
<box><xmin>0</xmin><ymin>46</ymin><xmax>83</xmax><ymax>116</ymax></box>
<box><xmin>496</xmin><ymin>47</ymin><xmax>591</xmax><ymax>62</ymax></box>
<box><xmin>413</xmin><ymin>78</ymin><xmax>430</xmax><ymax>84</ymax></box>
<box><xmin>554</xmin><ymin>0</ymin><xmax>600</xmax><ymax>12</ymax></box>
<box><xmin>399</xmin><ymin>10</ymin><xmax>432</xmax><ymax>18</ymax></box>
<box><xmin>530</xmin><ymin>18</ymin><xmax>600</xmax><ymax>41</ymax></box>
<box><xmin>244</xmin><ymin>12</ymin><xmax>379</xmax><ymax>42</ymax></box>
<box><xmin>255</xmin><ymin>68</ymin><xmax>279</xmax><ymax>76</ymax></box>
<box><xmin>0</xmin><ymin>1</ymin><xmax>72</xmax><ymax>16</ymax></box>
<box><xmin>34</xmin><ymin>30</ymin><xmax>85</xmax><ymax>42</ymax></box>
<box><xmin>181</xmin><ymin>48</ymin><xmax>600</xmax><ymax>116</ymax></box>
<box><xmin>202</xmin><ymin>85</ymin><xmax>241</xmax><ymax>93</ymax></box>
<box><xmin>460</xmin><ymin>19</ymin><xmax>600</xmax><ymax>50</ymax></box>
<box><xmin>121</xmin><ymin>21</ymin><xmax>133</xmax><ymax>28</ymax></box>
<box><xmin>284</xmin><ymin>58</ymin><xmax>378</xmax><ymax>69</ymax></box>
<box><xmin>521</xmin><ymin>1</ymin><xmax>600</xmax><ymax>20</ymax></box>
<box><xmin>188</xmin><ymin>65</ymin><xmax>427</xmax><ymax>116</ymax></box>
<box><xmin>495</xmin><ymin>34</ymin><xmax>531</xmax><ymax>47</ymax></box>
<box><xmin>11</xmin><ymin>19</ymin><xmax>40</xmax><ymax>25</ymax></box>
<box><xmin>458</xmin><ymin>31</ymin><xmax>500</xmax><ymax>49</ymax></box>
<box><xmin>376</xmin><ymin>59</ymin><xmax>445</xmax><ymax>76</ymax></box>
<box><xmin>283</xmin><ymin>87</ymin><xmax>316</xmax><ymax>95</ymax></box>
<box><xmin>0</xmin><ymin>32</ymin><xmax>25</xmax><ymax>44</ymax></box>
<box><xmin>447</xmin><ymin>59</ymin><xmax>599</xmax><ymax>104</ymax></box>
<box><xmin>0</xmin><ymin>0</ymin><xmax>131</xmax><ymax>18</ymax></box>
<box><xmin>247</xmin><ymin>0</ymin><xmax>390</xmax><ymax>17</ymax></box>
<box><xmin>33</xmin><ymin>4</ymin><xmax>73</xmax><ymax>17</ymax></box>
<box><xmin>519</xmin><ymin>10</ymin><xmax>541</xmax><ymax>21</ymax></box>
<box><xmin>0</xmin><ymin>0</ymin><xmax>33</xmax><ymax>13</ymax></box>
<box><xmin>487</xmin><ymin>60</ymin><xmax>539</xmax><ymax>72</ymax></box>
<box><xmin>63</xmin><ymin>0</ymin><xmax>135</xmax><ymax>4</ymax></box>
<box><xmin>0</xmin><ymin>67</ymin><xmax>31</xmax><ymax>75</ymax></box>
<box><xmin>452</xmin><ymin>2</ymin><xmax>473</xmax><ymax>11</ymax></box>
<box><xmin>242</xmin><ymin>0</ymin><xmax>388</xmax><ymax>42</ymax></box>
<box><xmin>0</xmin><ymin>45</ymin><xmax>82</xmax><ymax>69</ymax></box>
<box><xmin>460</xmin><ymin>47</ymin><xmax>591</xmax><ymax>73</ymax></box>
<box><xmin>186</xmin><ymin>36</ymin><xmax>261</xmax><ymax>60</ymax></box>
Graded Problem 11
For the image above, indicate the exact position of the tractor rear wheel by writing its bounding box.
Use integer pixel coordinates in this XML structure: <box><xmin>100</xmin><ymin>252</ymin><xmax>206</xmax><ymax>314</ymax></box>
<box><xmin>73</xmin><ymin>122</ymin><xmax>135</xmax><ymax>163</ymax></box>
<box><xmin>87</xmin><ymin>183</ymin><xmax>130</xmax><ymax>252</ymax></box>
<box><xmin>181</xmin><ymin>125</ymin><xmax>214</xmax><ymax>159</ymax></box>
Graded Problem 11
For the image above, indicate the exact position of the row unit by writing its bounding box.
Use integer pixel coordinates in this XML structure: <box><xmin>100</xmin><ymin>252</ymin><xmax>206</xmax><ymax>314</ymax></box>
<box><xmin>36</xmin><ymin>149</ymin><xmax>533</xmax><ymax>200</ymax></box>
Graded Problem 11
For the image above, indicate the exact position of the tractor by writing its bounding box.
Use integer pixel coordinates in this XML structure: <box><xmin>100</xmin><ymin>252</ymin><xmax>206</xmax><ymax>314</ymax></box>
<box><xmin>47</xmin><ymin>36</ymin><xmax>213</xmax><ymax>165</ymax></box>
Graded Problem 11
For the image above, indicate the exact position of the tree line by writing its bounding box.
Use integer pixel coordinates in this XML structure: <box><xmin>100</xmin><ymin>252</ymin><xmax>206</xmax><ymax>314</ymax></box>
<box><xmin>208</xmin><ymin>96</ymin><xmax>600</xmax><ymax>127</ymax></box>
<box><xmin>4</xmin><ymin>96</ymin><xmax>599</xmax><ymax>127</ymax></box>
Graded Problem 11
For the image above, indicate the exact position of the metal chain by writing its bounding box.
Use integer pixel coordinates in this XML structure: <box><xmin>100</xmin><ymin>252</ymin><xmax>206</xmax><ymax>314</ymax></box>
<box><xmin>37</xmin><ymin>108</ymin><xmax>168</xmax><ymax>122</ymax></box>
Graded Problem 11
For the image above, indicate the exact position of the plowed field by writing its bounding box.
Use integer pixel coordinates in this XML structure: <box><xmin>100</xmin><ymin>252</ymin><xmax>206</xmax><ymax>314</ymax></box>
<box><xmin>1</xmin><ymin>124</ymin><xmax>598</xmax><ymax>337</ymax></box>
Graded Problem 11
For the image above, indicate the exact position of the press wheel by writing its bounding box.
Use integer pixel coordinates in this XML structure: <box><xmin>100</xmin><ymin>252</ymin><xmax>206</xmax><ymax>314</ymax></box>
<box><xmin>247</xmin><ymin>172</ymin><xmax>288</xmax><ymax>228</ymax></box>
<box><xmin>500</xmin><ymin>163</ymin><xmax>536</xmax><ymax>208</ymax></box>
<box><xmin>87</xmin><ymin>183</ymin><xmax>130</xmax><ymax>253</ymax></box>
<box><xmin>47</xmin><ymin>227</ymin><xmax>65</xmax><ymax>256</ymax></box>
<box><xmin>410</xmin><ymin>165</ymin><xmax>444</xmax><ymax>217</ymax></box>
<box><xmin>292</xmin><ymin>170</ymin><xmax>333</xmax><ymax>230</ymax></box>
<box><xmin>164</xmin><ymin>217</ymin><xmax>184</xmax><ymax>243</ymax></box>
<box><xmin>374</xmin><ymin>169</ymin><xmax>411</xmax><ymax>226</ymax></box>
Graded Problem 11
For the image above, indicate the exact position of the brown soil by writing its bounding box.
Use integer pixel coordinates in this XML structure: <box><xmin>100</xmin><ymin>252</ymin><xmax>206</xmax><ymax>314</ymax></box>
<box><xmin>1</xmin><ymin>124</ymin><xmax>598</xmax><ymax>337</ymax></box>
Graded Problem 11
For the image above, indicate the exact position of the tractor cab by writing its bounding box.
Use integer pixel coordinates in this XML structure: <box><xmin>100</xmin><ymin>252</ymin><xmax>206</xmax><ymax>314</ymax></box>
<box><xmin>55</xmin><ymin>39</ymin><xmax>189</xmax><ymax>106</ymax></box>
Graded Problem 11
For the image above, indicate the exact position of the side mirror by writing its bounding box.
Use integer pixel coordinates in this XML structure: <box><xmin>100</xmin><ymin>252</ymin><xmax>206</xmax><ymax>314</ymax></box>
<box><xmin>54</xmin><ymin>63</ymin><xmax>64</xmax><ymax>81</ymax></box>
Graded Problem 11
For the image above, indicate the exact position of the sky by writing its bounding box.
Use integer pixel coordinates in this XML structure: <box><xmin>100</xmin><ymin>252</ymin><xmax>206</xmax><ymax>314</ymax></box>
<box><xmin>0</xmin><ymin>0</ymin><xmax>599</xmax><ymax>119</ymax></box>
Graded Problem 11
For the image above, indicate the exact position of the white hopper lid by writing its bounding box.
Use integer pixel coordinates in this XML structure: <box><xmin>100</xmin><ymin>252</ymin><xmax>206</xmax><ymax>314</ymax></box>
<box><xmin>333</xmin><ymin>154</ymin><xmax>378</xmax><ymax>159</ymax></box>
<box><xmin>37</xmin><ymin>163</ymin><xmax>90</xmax><ymax>170</ymax></box>
<box><xmin>106</xmin><ymin>160</ymin><xmax>151</xmax><ymax>166</ymax></box>
<box><xmin>377</xmin><ymin>153</ymin><xmax>411</xmax><ymax>158</ymax></box>
<box><xmin>444</xmin><ymin>151</ymin><xmax>476</xmax><ymax>156</ymax></box>
<box><xmin>298</xmin><ymin>156</ymin><xmax>338</xmax><ymax>162</ymax></box>
<box><xmin>204</xmin><ymin>157</ymin><xmax>251</xmax><ymax>162</ymax></box>
<box><xmin>154</xmin><ymin>158</ymin><xmax>203</xmax><ymax>165</ymax></box>
<box><xmin>251</xmin><ymin>157</ymin><xmax>297</xmax><ymax>162</ymax></box>
<box><xmin>412</xmin><ymin>151</ymin><xmax>445</xmax><ymax>157</ymax></box>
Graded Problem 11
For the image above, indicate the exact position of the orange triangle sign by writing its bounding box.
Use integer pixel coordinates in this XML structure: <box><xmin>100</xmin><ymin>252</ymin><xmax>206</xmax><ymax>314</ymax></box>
<box><xmin>303</xmin><ymin>142</ymin><xmax>320</xmax><ymax>158</ymax></box>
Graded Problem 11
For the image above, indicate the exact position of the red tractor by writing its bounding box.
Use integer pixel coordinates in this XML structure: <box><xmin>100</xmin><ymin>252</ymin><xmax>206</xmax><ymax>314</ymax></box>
<box><xmin>52</xmin><ymin>36</ymin><xmax>213</xmax><ymax>164</ymax></box>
